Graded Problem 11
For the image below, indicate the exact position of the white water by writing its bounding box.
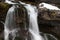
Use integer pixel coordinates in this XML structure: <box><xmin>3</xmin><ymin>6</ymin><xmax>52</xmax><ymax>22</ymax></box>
<box><xmin>5</xmin><ymin>0</ymin><xmax>18</xmax><ymax>4</ymax></box>
<box><xmin>19</xmin><ymin>1</ymin><xmax>44</xmax><ymax>40</ymax></box>
<box><xmin>4</xmin><ymin>5</ymin><xmax>15</xmax><ymax>40</ymax></box>
<box><xmin>39</xmin><ymin>2</ymin><xmax>60</xmax><ymax>10</ymax></box>
<box><xmin>4</xmin><ymin>5</ymin><xmax>19</xmax><ymax>40</ymax></box>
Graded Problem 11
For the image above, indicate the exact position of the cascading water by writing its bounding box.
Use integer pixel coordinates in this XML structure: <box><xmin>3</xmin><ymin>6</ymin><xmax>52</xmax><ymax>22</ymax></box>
<box><xmin>4</xmin><ymin>0</ymin><xmax>58</xmax><ymax>40</ymax></box>
<box><xmin>19</xmin><ymin>1</ymin><xmax>44</xmax><ymax>40</ymax></box>
<box><xmin>4</xmin><ymin>5</ymin><xmax>20</xmax><ymax>40</ymax></box>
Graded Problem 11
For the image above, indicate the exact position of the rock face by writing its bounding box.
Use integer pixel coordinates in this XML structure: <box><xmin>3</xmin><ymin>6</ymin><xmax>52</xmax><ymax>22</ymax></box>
<box><xmin>0</xmin><ymin>1</ymin><xmax>60</xmax><ymax>40</ymax></box>
<box><xmin>38</xmin><ymin>4</ymin><xmax>60</xmax><ymax>39</ymax></box>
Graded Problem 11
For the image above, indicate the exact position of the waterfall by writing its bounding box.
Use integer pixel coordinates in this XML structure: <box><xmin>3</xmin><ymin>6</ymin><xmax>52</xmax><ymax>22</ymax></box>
<box><xmin>4</xmin><ymin>0</ymin><xmax>58</xmax><ymax>40</ymax></box>
<box><xmin>19</xmin><ymin>1</ymin><xmax>44</xmax><ymax>40</ymax></box>
<box><xmin>4</xmin><ymin>5</ymin><xmax>20</xmax><ymax>40</ymax></box>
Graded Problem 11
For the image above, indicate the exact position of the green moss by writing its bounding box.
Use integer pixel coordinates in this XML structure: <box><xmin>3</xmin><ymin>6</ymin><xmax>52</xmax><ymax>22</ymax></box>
<box><xmin>0</xmin><ymin>2</ymin><xmax>11</xmax><ymax>14</ymax></box>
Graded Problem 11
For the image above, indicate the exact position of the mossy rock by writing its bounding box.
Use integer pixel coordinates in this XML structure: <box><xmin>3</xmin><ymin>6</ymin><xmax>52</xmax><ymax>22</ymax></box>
<box><xmin>0</xmin><ymin>2</ymin><xmax>11</xmax><ymax>14</ymax></box>
<box><xmin>0</xmin><ymin>2</ymin><xmax>11</xmax><ymax>22</ymax></box>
